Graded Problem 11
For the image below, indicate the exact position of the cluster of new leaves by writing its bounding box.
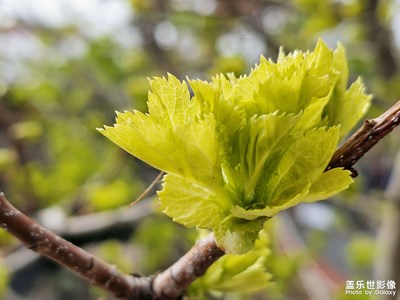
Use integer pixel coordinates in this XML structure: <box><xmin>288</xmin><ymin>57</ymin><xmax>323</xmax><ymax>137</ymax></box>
<box><xmin>188</xmin><ymin>229</ymin><xmax>271</xmax><ymax>298</ymax></box>
<box><xmin>99</xmin><ymin>39</ymin><xmax>371</xmax><ymax>254</ymax></box>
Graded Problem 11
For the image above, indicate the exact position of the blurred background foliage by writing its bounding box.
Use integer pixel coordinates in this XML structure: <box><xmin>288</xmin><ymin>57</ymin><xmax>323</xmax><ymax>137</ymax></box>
<box><xmin>0</xmin><ymin>0</ymin><xmax>400</xmax><ymax>299</ymax></box>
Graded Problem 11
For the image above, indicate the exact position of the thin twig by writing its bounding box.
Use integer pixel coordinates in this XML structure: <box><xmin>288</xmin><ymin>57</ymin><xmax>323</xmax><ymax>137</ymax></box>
<box><xmin>127</xmin><ymin>171</ymin><xmax>164</xmax><ymax>209</ymax></box>
<box><xmin>327</xmin><ymin>100</ymin><xmax>400</xmax><ymax>177</ymax></box>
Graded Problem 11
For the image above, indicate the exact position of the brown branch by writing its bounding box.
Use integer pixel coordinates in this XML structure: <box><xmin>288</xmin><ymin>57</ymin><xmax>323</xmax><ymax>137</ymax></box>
<box><xmin>327</xmin><ymin>100</ymin><xmax>400</xmax><ymax>177</ymax></box>
<box><xmin>152</xmin><ymin>234</ymin><xmax>224</xmax><ymax>299</ymax></box>
<box><xmin>0</xmin><ymin>191</ymin><xmax>224</xmax><ymax>299</ymax></box>
<box><xmin>0</xmin><ymin>192</ymin><xmax>153</xmax><ymax>300</ymax></box>
<box><xmin>5</xmin><ymin>200</ymin><xmax>152</xmax><ymax>275</ymax></box>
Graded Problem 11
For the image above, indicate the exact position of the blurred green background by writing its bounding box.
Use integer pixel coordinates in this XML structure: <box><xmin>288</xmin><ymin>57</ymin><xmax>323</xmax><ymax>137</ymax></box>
<box><xmin>0</xmin><ymin>0</ymin><xmax>400</xmax><ymax>299</ymax></box>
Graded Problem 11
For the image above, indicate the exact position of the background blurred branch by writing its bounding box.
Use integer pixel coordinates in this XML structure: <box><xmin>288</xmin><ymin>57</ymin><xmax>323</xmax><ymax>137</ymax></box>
<box><xmin>362</xmin><ymin>0</ymin><xmax>399</xmax><ymax>79</ymax></box>
<box><xmin>5</xmin><ymin>199</ymin><xmax>152</xmax><ymax>274</ymax></box>
<box><xmin>374</xmin><ymin>149</ymin><xmax>400</xmax><ymax>300</ymax></box>
<box><xmin>277</xmin><ymin>213</ymin><xmax>339</xmax><ymax>300</ymax></box>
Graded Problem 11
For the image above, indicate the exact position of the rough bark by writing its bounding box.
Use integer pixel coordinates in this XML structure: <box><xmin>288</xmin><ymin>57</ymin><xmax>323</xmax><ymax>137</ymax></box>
<box><xmin>0</xmin><ymin>193</ymin><xmax>153</xmax><ymax>299</ymax></box>
<box><xmin>152</xmin><ymin>234</ymin><xmax>224</xmax><ymax>299</ymax></box>
<box><xmin>0</xmin><ymin>192</ymin><xmax>223</xmax><ymax>299</ymax></box>
<box><xmin>327</xmin><ymin>100</ymin><xmax>400</xmax><ymax>177</ymax></box>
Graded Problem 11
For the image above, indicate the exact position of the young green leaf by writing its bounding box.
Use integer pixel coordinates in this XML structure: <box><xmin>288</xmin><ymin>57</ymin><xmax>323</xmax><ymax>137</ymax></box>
<box><xmin>188</xmin><ymin>229</ymin><xmax>271</xmax><ymax>298</ymax></box>
<box><xmin>158</xmin><ymin>173</ymin><xmax>230</xmax><ymax>229</ymax></box>
<box><xmin>99</xmin><ymin>39</ymin><xmax>371</xmax><ymax>254</ymax></box>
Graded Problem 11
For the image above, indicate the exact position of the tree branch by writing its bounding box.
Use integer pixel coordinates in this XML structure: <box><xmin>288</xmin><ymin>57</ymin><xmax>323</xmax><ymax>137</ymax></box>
<box><xmin>5</xmin><ymin>200</ymin><xmax>153</xmax><ymax>275</ymax></box>
<box><xmin>152</xmin><ymin>234</ymin><xmax>224</xmax><ymax>299</ymax></box>
<box><xmin>327</xmin><ymin>100</ymin><xmax>400</xmax><ymax>177</ymax></box>
<box><xmin>0</xmin><ymin>192</ymin><xmax>153</xmax><ymax>300</ymax></box>
<box><xmin>0</xmin><ymin>191</ymin><xmax>224</xmax><ymax>299</ymax></box>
